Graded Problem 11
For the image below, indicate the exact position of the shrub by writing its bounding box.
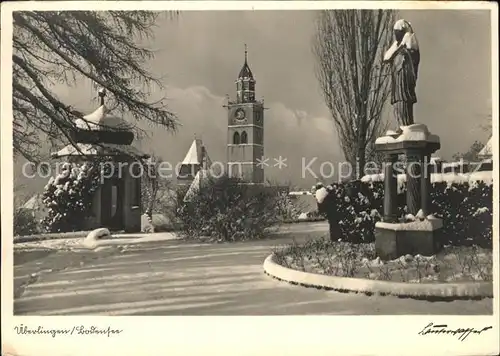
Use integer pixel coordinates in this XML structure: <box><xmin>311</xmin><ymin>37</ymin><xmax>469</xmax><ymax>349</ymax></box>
<box><xmin>273</xmin><ymin>237</ymin><xmax>376</xmax><ymax>277</ymax></box>
<box><xmin>275</xmin><ymin>191</ymin><xmax>304</xmax><ymax>222</ymax></box>
<box><xmin>317</xmin><ymin>178</ymin><xmax>493</xmax><ymax>248</ymax></box>
<box><xmin>13</xmin><ymin>207</ymin><xmax>39</xmax><ymax>236</ymax></box>
<box><xmin>141</xmin><ymin>155</ymin><xmax>174</xmax><ymax>218</ymax></box>
<box><xmin>175</xmin><ymin>175</ymin><xmax>286</xmax><ymax>242</ymax></box>
<box><xmin>41</xmin><ymin>161</ymin><xmax>105</xmax><ymax>232</ymax></box>
<box><xmin>431</xmin><ymin>181</ymin><xmax>492</xmax><ymax>247</ymax></box>
<box><xmin>315</xmin><ymin>181</ymin><xmax>382</xmax><ymax>243</ymax></box>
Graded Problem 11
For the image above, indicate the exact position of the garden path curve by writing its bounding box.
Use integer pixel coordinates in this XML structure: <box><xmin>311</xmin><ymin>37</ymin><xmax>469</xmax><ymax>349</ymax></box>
<box><xmin>14</xmin><ymin>232</ymin><xmax>492</xmax><ymax>315</ymax></box>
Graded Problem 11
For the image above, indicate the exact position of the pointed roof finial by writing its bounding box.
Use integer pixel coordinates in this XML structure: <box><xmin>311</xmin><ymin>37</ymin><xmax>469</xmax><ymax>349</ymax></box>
<box><xmin>238</xmin><ymin>44</ymin><xmax>254</xmax><ymax>80</ymax></box>
<box><xmin>98</xmin><ymin>87</ymin><xmax>106</xmax><ymax>106</ymax></box>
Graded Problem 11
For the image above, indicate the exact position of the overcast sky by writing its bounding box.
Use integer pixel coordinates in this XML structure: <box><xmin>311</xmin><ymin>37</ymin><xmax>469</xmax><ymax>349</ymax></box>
<box><xmin>42</xmin><ymin>9</ymin><xmax>493</xmax><ymax>189</ymax></box>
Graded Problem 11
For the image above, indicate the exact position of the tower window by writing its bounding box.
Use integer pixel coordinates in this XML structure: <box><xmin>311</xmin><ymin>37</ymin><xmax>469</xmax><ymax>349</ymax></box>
<box><xmin>241</xmin><ymin>131</ymin><xmax>248</xmax><ymax>144</ymax></box>
<box><xmin>255</xmin><ymin>111</ymin><xmax>261</xmax><ymax>123</ymax></box>
<box><xmin>233</xmin><ymin>132</ymin><xmax>240</xmax><ymax>144</ymax></box>
<box><xmin>255</xmin><ymin>130</ymin><xmax>262</xmax><ymax>144</ymax></box>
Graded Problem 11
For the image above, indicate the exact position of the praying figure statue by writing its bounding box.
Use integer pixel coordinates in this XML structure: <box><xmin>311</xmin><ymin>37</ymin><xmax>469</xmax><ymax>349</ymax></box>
<box><xmin>383</xmin><ymin>19</ymin><xmax>420</xmax><ymax>126</ymax></box>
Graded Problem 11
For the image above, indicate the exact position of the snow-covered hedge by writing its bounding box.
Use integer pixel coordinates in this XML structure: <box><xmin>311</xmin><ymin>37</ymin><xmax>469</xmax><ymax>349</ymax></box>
<box><xmin>175</xmin><ymin>175</ymin><xmax>289</xmax><ymax>242</ymax></box>
<box><xmin>41</xmin><ymin>161</ymin><xmax>106</xmax><ymax>232</ymax></box>
<box><xmin>314</xmin><ymin>173</ymin><xmax>493</xmax><ymax>248</ymax></box>
<box><xmin>275</xmin><ymin>191</ymin><xmax>303</xmax><ymax>222</ymax></box>
<box><xmin>313</xmin><ymin>181</ymin><xmax>384</xmax><ymax>244</ymax></box>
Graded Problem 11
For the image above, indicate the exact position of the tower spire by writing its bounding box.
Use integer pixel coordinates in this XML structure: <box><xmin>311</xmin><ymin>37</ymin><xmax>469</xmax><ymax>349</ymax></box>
<box><xmin>236</xmin><ymin>45</ymin><xmax>255</xmax><ymax>103</ymax></box>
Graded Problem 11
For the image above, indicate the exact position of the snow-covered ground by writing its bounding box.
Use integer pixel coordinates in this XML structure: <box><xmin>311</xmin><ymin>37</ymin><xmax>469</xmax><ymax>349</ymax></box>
<box><xmin>14</xmin><ymin>232</ymin><xmax>181</xmax><ymax>252</ymax></box>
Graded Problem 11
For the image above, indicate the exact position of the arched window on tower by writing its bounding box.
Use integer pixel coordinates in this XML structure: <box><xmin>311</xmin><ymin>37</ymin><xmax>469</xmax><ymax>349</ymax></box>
<box><xmin>233</xmin><ymin>132</ymin><xmax>240</xmax><ymax>144</ymax></box>
<box><xmin>240</xmin><ymin>131</ymin><xmax>248</xmax><ymax>144</ymax></box>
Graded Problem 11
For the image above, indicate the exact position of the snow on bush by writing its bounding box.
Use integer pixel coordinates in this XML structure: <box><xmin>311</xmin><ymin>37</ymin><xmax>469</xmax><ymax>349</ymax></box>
<box><xmin>316</xmin><ymin>177</ymin><xmax>492</xmax><ymax>248</ymax></box>
<box><xmin>41</xmin><ymin>160</ymin><xmax>107</xmax><ymax>232</ymax></box>
<box><xmin>314</xmin><ymin>180</ymin><xmax>383</xmax><ymax>243</ymax></box>
<box><xmin>276</xmin><ymin>191</ymin><xmax>303</xmax><ymax>222</ymax></box>
<box><xmin>174</xmin><ymin>175</ymin><xmax>288</xmax><ymax>242</ymax></box>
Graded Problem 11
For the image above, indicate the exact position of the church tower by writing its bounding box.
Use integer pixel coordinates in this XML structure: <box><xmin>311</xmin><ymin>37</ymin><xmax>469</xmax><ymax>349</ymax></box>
<box><xmin>225</xmin><ymin>46</ymin><xmax>265</xmax><ymax>184</ymax></box>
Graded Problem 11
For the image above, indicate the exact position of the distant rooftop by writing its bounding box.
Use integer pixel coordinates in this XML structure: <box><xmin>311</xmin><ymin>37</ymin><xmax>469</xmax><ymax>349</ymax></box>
<box><xmin>478</xmin><ymin>137</ymin><xmax>492</xmax><ymax>158</ymax></box>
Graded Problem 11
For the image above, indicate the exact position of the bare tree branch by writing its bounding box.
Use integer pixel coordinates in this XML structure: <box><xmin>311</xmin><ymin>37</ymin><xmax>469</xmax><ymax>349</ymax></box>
<box><xmin>12</xmin><ymin>11</ymin><xmax>179</xmax><ymax>163</ymax></box>
<box><xmin>312</xmin><ymin>10</ymin><xmax>395</xmax><ymax>178</ymax></box>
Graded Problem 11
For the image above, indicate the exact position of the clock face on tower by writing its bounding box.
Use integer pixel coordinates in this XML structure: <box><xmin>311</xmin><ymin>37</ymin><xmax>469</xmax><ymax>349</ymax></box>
<box><xmin>234</xmin><ymin>108</ymin><xmax>246</xmax><ymax>121</ymax></box>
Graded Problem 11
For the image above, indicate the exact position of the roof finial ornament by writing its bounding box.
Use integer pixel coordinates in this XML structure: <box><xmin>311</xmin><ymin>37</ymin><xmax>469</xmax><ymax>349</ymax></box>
<box><xmin>244</xmin><ymin>43</ymin><xmax>248</xmax><ymax>63</ymax></box>
<box><xmin>98</xmin><ymin>87</ymin><xmax>106</xmax><ymax>106</ymax></box>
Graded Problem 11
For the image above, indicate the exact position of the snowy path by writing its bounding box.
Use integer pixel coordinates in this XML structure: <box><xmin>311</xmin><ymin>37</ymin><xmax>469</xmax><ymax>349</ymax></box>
<box><xmin>14</xmin><ymin>234</ymin><xmax>492</xmax><ymax>315</ymax></box>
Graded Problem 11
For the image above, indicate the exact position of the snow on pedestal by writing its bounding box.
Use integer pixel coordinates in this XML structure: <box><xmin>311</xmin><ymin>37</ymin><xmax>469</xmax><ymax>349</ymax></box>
<box><xmin>375</xmin><ymin>124</ymin><xmax>440</xmax><ymax>145</ymax></box>
<box><xmin>375</xmin><ymin>217</ymin><xmax>443</xmax><ymax>232</ymax></box>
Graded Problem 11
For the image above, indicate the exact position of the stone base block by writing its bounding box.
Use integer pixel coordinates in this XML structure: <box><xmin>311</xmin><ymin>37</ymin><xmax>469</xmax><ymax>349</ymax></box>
<box><xmin>375</xmin><ymin>219</ymin><xmax>443</xmax><ymax>260</ymax></box>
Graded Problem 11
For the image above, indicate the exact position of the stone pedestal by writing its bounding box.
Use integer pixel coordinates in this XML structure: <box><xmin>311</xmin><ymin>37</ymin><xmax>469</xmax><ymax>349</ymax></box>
<box><xmin>374</xmin><ymin>124</ymin><xmax>443</xmax><ymax>259</ymax></box>
<box><xmin>420</xmin><ymin>154</ymin><xmax>432</xmax><ymax>216</ymax></box>
<box><xmin>375</xmin><ymin>219</ymin><xmax>443</xmax><ymax>260</ymax></box>
<box><xmin>382</xmin><ymin>153</ymin><xmax>398</xmax><ymax>223</ymax></box>
<box><xmin>406</xmin><ymin>151</ymin><xmax>422</xmax><ymax>215</ymax></box>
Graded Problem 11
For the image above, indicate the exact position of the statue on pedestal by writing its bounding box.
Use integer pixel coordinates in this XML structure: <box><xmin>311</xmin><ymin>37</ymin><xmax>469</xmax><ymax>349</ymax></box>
<box><xmin>383</xmin><ymin>19</ymin><xmax>420</xmax><ymax>126</ymax></box>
